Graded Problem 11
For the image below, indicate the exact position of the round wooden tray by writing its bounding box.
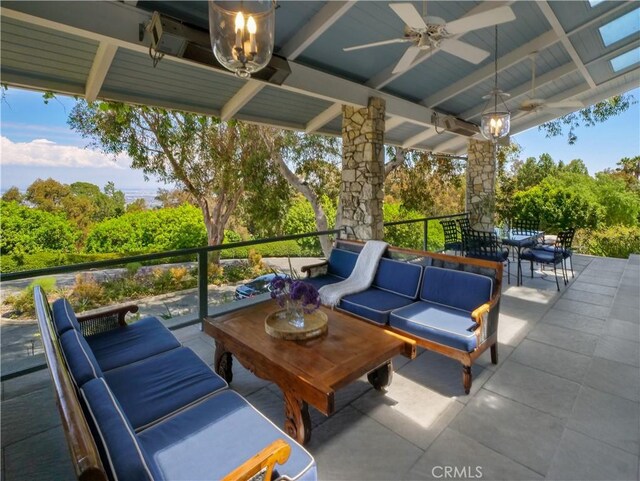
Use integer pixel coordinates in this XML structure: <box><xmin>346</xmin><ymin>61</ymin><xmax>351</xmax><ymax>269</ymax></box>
<box><xmin>265</xmin><ymin>309</ymin><xmax>328</xmax><ymax>341</ymax></box>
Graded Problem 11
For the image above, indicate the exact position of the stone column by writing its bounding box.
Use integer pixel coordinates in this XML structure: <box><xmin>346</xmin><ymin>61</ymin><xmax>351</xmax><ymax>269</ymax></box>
<box><xmin>340</xmin><ymin>97</ymin><xmax>386</xmax><ymax>240</ymax></box>
<box><xmin>466</xmin><ymin>138</ymin><xmax>496</xmax><ymax>231</ymax></box>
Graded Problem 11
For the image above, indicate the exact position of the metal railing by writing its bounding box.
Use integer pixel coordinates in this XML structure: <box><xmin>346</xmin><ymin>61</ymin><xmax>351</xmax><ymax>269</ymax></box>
<box><xmin>383</xmin><ymin>212</ymin><xmax>468</xmax><ymax>251</ymax></box>
<box><xmin>0</xmin><ymin>212</ymin><xmax>467</xmax><ymax>380</ymax></box>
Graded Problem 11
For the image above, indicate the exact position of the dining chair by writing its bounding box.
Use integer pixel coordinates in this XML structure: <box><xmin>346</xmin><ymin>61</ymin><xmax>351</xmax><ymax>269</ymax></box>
<box><xmin>463</xmin><ymin>229</ymin><xmax>510</xmax><ymax>284</ymax></box>
<box><xmin>440</xmin><ymin>219</ymin><xmax>462</xmax><ymax>255</ymax></box>
<box><xmin>520</xmin><ymin>229</ymin><xmax>571</xmax><ymax>291</ymax></box>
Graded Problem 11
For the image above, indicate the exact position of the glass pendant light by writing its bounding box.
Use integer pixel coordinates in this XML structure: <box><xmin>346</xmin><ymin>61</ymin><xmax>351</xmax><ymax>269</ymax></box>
<box><xmin>209</xmin><ymin>1</ymin><xmax>275</xmax><ymax>78</ymax></box>
<box><xmin>481</xmin><ymin>25</ymin><xmax>511</xmax><ymax>142</ymax></box>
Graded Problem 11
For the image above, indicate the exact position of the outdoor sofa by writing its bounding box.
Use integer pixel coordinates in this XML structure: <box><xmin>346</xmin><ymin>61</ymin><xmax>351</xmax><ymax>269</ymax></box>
<box><xmin>302</xmin><ymin>240</ymin><xmax>503</xmax><ymax>394</ymax></box>
<box><xmin>33</xmin><ymin>286</ymin><xmax>316</xmax><ymax>481</ymax></box>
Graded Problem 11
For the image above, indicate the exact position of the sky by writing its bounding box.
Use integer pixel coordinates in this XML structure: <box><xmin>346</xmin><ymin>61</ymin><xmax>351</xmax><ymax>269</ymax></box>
<box><xmin>1</xmin><ymin>86</ymin><xmax>639</xmax><ymax>192</ymax></box>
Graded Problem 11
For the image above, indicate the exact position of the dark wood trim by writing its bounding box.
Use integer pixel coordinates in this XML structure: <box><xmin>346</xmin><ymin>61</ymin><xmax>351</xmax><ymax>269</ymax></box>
<box><xmin>76</xmin><ymin>304</ymin><xmax>139</xmax><ymax>327</ymax></box>
<box><xmin>33</xmin><ymin>287</ymin><xmax>108</xmax><ymax>481</ymax></box>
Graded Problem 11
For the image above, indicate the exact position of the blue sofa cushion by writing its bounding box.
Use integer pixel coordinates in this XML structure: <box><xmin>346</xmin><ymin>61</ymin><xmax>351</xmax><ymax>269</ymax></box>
<box><xmin>421</xmin><ymin>267</ymin><xmax>493</xmax><ymax>312</ymax></box>
<box><xmin>304</xmin><ymin>274</ymin><xmax>343</xmax><ymax>290</ymax></box>
<box><xmin>105</xmin><ymin>347</ymin><xmax>228</xmax><ymax>431</ymax></box>
<box><xmin>389</xmin><ymin>302</ymin><xmax>479</xmax><ymax>352</ymax></box>
<box><xmin>327</xmin><ymin>248</ymin><xmax>359</xmax><ymax>279</ymax></box>
<box><xmin>372</xmin><ymin>258</ymin><xmax>422</xmax><ymax>299</ymax></box>
<box><xmin>51</xmin><ymin>298</ymin><xmax>80</xmax><ymax>335</ymax></box>
<box><xmin>60</xmin><ymin>330</ymin><xmax>103</xmax><ymax>387</ymax></box>
<box><xmin>340</xmin><ymin>288</ymin><xmax>415</xmax><ymax>325</ymax></box>
<box><xmin>81</xmin><ymin>378</ymin><xmax>154</xmax><ymax>481</ymax></box>
<box><xmin>86</xmin><ymin>316</ymin><xmax>180</xmax><ymax>372</ymax></box>
<box><xmin>138</xmin><ymin>390</ymin><xmax>317</xmax><ymax>481</ymax></box>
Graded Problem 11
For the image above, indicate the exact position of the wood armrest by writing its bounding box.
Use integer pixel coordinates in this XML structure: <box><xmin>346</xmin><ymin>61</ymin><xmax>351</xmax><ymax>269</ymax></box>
<box><xmin>221</xmin><ymin>439</ymin><xmax>291</xmax><ymax>481</ymax></box>
<box><xmin>76</xmin><ymin>304</ymin><xmax>139</xmax><ymax>327</ymax></box>
<box><xmin>301</xmin><ymin>261</ymin><xmax>328</xmax><ymax>275</ymax></box>
<box><xmin>470</xmin><ymin>295</ymin><xmax>499</xmax><ymax>323</ymax></box>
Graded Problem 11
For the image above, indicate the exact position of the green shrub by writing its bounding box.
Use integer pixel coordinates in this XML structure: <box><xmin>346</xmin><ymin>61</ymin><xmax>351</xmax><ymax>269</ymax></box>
<box><xmin>0</xmin><ymin>251</ymin><xmax>122</xmax><ymax>273</ymax></box>
<box><xmin>86</xmin><ymin>204</ymin><xmax>207</xmax><ymax>253</ymax></box>
<box><xmin>0</xmin><ymin>200</ymin><xmax>79</xmax><ymax>255</ymax></box>
<box><xmin>4</xmin><ymin>277</ymin><xmax>57</xmax><ymax>317</ymax></box>
<box><xmin>576</xmin><ymin>225</ymin><xmax>640</xmax><ymax>259</ymax></box>
<box><xmin>219</xmin><ymin>240</ymin><xmax>302</xmax><ymax>259</ymax></box>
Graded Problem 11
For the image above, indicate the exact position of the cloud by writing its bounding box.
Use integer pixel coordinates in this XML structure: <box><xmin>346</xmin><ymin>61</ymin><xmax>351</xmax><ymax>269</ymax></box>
<box><xmin>0</xmin><ymin>136</ymin><xmax>128</xmax><ymax>169</ymax></box>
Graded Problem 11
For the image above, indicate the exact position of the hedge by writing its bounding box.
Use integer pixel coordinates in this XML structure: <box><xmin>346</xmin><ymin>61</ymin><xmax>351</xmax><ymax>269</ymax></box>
<box><xmin>1</xmin><ymin>252</ymin><xmax>123</xmax><ymax>273</ymax></box>
<box><xmin>219</xmin><ymin>240</ymin><xmax>303</xmax><ymax>259</ymax></box>
<box><xmin>576</xmin><ymin>225</ymin><xmax>640</xmax><ymax>259</ymax></box>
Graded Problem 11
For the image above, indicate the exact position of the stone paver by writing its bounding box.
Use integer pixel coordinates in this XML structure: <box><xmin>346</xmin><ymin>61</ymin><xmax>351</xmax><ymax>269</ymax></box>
<box><xmin>3</xmin><ymin>253</ymin><xmax>640</xmax><ymax>481</ymax></box>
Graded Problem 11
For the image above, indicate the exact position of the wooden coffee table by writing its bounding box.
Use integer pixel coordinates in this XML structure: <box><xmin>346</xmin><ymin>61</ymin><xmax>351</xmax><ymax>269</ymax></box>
<box><xmin>203</xmin><ymin>301</ymin><xmax>416</xmax><ymax>444</ymax></box>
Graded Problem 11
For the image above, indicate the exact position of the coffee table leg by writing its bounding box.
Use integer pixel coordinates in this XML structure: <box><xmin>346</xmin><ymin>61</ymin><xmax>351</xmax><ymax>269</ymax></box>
<box><xmin>367</xmin><ymin>361</ymin><xmax>393</xmax><ymax>390</ymax></box>
<box><xmin>214</xmin><ymin>341</ymin><xmax>233</xmax><ymax>383</ymax></box>
<box><xmin>283</xmin><ymin>391</ymin><xmax>311</xmax><ymax>445</ymax></box>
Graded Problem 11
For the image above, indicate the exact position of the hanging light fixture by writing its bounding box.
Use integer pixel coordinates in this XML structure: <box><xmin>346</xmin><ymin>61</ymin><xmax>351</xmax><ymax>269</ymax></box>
<box><xmin>209</xmin><ymin>1</ymin><xmax>275</xmax><ymax>78</ymax></box>
<box><xmin>480</xmin><ymin>25</ymin><xmax>511</xmax><ymax>142</ymax></box>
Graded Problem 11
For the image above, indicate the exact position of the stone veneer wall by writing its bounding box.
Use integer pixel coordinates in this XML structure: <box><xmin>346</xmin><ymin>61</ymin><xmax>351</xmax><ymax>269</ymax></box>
<box><xmin>466</xmin><ymin>138</ymin><xmax>497</xmax><ymax>232</ymax></box>
<box><xmin>340</xmin><ymin>97</ymin><xmax>386</xmax><ymax>240</ymax></box>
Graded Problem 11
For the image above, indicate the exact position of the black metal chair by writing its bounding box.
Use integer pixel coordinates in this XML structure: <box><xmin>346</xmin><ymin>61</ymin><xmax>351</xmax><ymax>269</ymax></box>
<box><xmin>463</xmin><ymin>229</ymin><xmax>510</xmax><ymax>284</ymax></box>
<box><xmin>540</xmin><ymin>227</ymin><xmax>575</xmax><ymax>279</ymax></box>
<box><xmin>511</xmin><ymin>218</ymin><xmax>540</xmax><ymax>236</ymax></box>
<box><xmin>440</xmin><ymin>219</ymin><xmax>462</xmax><ymax>255</ymax></box>
<box><xmin>520</xmin><ymin>230</ymin><xmax>572</xmax><ymax>291</ymax></box>
<box><xmin>457</xmin><ymin>217</ymin><xmax>471</xmax><ymax>234</ymax></box>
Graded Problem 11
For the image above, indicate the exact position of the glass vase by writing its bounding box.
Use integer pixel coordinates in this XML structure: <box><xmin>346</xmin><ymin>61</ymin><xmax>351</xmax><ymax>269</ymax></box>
<box><xmin>286</xmin><ymin>299</ymin><xmax>305</xmax><ymax>329</ymax></box>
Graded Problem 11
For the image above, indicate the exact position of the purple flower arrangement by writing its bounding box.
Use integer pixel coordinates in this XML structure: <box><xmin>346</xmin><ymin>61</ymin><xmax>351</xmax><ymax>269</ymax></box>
<box><xmin>269</xmin><ymin>275</ymin><xmax>320</xmax><ymax>314</ymax></box>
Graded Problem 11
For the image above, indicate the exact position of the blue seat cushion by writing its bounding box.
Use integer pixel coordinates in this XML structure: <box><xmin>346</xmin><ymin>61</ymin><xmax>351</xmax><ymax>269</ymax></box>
<box><xmin>138</xmin><ymin>390</ymin><xmax>317</xmax><ymax>481</ymax></box>
<box><xmin>340</xmin><ymin>288</ymin><xmax>415</xmax><ymax>325</ymax></box>
<box><xmin>304</xmin><ymin>274</ymin><xmax>343</xmax><ymax>290</ymax></box>
<box><xmin>80</xmin><ymin>378</ymin><xmax>154</xmax><ymax>481</ymax></box>
<box><xmin>51</xmin><ymin>298</ymin><xmax>80</xmax><ymax>335</ymax></box>
<box><xmin>86</xmin><ymin>316</ymin><xmax>180</xmax><ymax>372</ymax></box>
<box><xmin>521</xmin><ymin>248</ymin><xmax>560</xmax><ymax>264</ymax></box>
<box><xmin>389</xmin><ymin>302</ymin><xmax>479</xmax><ymax>352</ymax></box>
<box><xmin>421</xmin><ymin>267</ymin><xmax>493</xmax><ymax>312</ymax></box>
<box><xmin>327</xmin><ymin>248</ymin><xmax>359</xmax><ymax>279</ymax></box>
<box><xmin>371</xmin><ymin>258</ymin><xmax>422</xmax><ymax>299</ymax></box>
<box><xmin>105</xmin><ymin>347</ymin><xmax>227</xmax><ymax>431</ymax></box>
<box><xmin>59</xmin><ymin>329</ymin><xmax>103</xmax><ymax>387</ymax></box>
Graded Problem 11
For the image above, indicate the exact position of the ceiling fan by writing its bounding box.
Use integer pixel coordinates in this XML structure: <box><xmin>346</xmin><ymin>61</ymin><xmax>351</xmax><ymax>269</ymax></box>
<box><xmin>519</xmin><ymin>52</ymin><xmax>584</xmax><ymax>113</ymax></box>
<box><xmin>343</xmin><ymin>3</ymin><xmax>516</xmax><ymax>74</ymax></box>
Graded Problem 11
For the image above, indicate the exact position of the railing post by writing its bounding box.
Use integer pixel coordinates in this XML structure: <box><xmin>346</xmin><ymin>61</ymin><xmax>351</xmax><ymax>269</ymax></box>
<box><xmin>423</xmin><ymin>219</ymin><xmax>428</xmax><ymax>251</ymax></box>
<box><xmin>198</xmin><ymin>250</ymin><xmax>208</xmax><ymax>322</ymax></box>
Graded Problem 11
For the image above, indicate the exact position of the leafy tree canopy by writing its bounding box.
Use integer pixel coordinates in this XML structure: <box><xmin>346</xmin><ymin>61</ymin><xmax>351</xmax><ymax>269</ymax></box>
<box><xmin>539</xmin><ymin>94</ymin><xmax>634</xmax><ymax>144</ymax></box>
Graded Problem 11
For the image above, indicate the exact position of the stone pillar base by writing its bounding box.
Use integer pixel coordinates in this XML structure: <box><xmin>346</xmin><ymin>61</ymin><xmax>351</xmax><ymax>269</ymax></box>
<box><xmin>340</xmin><ymin>97</ymin><xmax>386</xmax><ymax>240</ymax></box>
<box><xmin>466</xmin><ymin>139</ymin><xmax>496</xmax><ymax>232</ymax></box>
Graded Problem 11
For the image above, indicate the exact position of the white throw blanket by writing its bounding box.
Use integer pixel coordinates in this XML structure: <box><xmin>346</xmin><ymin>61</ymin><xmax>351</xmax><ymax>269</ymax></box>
<box><xmin>319</xmin><ymin>240</ymin><xmax>389</xmax><ymax>307</ymax></box>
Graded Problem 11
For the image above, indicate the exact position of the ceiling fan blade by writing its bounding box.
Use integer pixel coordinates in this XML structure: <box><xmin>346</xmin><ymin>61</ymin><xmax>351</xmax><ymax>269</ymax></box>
<box><xmin>392</xmin><ymin>46</ymin><xmax>421</xmax><ymax>73</ymax></box>
<box><xmin>343</xmin><ymin>37</ymin><xmax>411</xmax><ymax>52</ymax></box>
<box><xmin>546</xmin><ymin>100</ymin><xmax>584</xmax><ymax>109</ymax></box>
<box><xmin>446</xmin><ymin>6</ymin><xmax>516</xmax><ymax>35</ymax></box>
<box><xmin>390</xmin><ymin>3</ymin><xmax>427</xmax><ymax>30</ymax></box>
<box><xmin>439</xmin><ymin>38</ymin><xmax>490</xmax><ymax>64</ymax></box>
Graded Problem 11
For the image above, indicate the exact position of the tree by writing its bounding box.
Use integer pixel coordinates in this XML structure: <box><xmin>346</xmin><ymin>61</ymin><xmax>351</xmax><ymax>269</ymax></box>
<box><xmin>69</xmin><ymin>101</ymin><xmax>268</xmax><ymax>260</ymax></box>
<box><xmin>25</xmin><ymin>178</ymin><xmax>71</xmax><ymax>213</ymax></box>
<box><xmin>155</xmin><ymin>188</ymin><xmax>195</xmax><ymax>208</ymax></box>
<box><xmin>616</xmin><ymin>156</ymin><xmax>640</xmax><ymax>183</ymax></box>
<box><xmin>1</xmin><ymin>186</ymin><xmax>22</xmax><ymax>203</ymax></box>
<box><xmin>385</xmin><ymin>150</ymin><xmax>465</xmax><ymax>215</ymax></box>
<box><xmin>539</xmin><ymin>94</ymin><xmax>634</xmax><ymax>144</ymax></box>
<box><xmin>259</xmin><ymin>130</ymin><xmax>341</xmax><ymax>257</ymax></box>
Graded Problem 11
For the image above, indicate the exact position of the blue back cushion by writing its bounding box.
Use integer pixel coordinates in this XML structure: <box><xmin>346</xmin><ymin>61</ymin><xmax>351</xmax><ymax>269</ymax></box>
<box><xmin>373</xmin><ymin>258</ymin><xmax>423</xmax><ymax>299</ymax></box>
<box><xmin>60</xmin><ymin>330</ymin><xmax>103</xmax><ymax>387</ymax></box>
<box><xmin>327</xmin><ymin>249</ymin><xmax>358</xmax><ymax>279</ymax></box>
<box><xmin>421</xmin><ymin>267</ymin><xmax>493</xmax><ymax>312</ymax></box>
<box><xmin>52</xmin><ymin>298</ymin><xmax>81</xmax><ymax>335</ymax></box>
<box><xmin>80</xmin><ymin>378</ymin><xmax>155</xmax><ymax>481</ymax></box>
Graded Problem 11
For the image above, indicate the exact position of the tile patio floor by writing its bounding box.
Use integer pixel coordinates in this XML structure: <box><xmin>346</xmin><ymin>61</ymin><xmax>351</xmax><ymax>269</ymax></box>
<box><xmin>2</xmin><ymin>254</ymin><xmax>639</xmax><ymax>481</ymax></box>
